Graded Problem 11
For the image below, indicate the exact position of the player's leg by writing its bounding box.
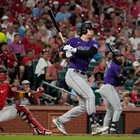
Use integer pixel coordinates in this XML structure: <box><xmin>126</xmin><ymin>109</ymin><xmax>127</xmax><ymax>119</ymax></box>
<box><xmin>0</xmin><ymin>106</ymin><xmax>17</xmax><ymax>122</ymax></box>
<box><xmin>15</xmin><ymin>105</ymin><xmax>52</xmax><ymax>135</ymax></box>
<box><xmin>100</xmin><ymin>84</ymin><xmax>122</xmax><ymax>133</ymax></box>
<box><xmin>53</xmin><ymin>70</ymin><xmax>108</xmax><ymax>135</ymax></box>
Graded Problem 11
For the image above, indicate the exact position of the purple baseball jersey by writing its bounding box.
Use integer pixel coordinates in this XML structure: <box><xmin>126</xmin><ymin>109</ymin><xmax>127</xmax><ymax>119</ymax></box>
<box><xmin>103</xmin><ymin>61</ymin><xmax>121</xmax><ymax>87</ymax></box>
<box><xmin>63</xmin><ymin>37</ymin><xmax>99</xmax><ymax>71</ymax></box>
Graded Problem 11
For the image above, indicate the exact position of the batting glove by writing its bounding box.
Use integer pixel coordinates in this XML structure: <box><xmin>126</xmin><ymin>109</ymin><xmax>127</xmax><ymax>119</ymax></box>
<box><xmin>63</xmin><ymin>45</ymin><xmax>77</xmax><ymax>53</ymax></box>
<box><xmin>66</xmin><ymin>51</ymin><xmax>72</xmax><ymax>58</ymax></box>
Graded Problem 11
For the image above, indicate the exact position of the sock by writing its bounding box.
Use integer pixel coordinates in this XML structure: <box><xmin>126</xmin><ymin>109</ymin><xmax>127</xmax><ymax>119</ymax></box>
<box><xmin>110</xmin><ymin>122</ymin><xmax>117</xmax><ymax>131</ymax></box>
<box><xmin>89</xmin><ymin>113</ymin><xmax>99</xmax><ymax>127</ymax></box>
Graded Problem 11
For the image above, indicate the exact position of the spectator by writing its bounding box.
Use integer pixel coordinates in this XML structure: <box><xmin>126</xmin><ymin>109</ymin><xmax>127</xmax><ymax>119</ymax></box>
<box><xmin>8</xmin><ymin>33</ymin><xmax>25</xmax><ymax>56</ymax></box>
<box><xmin>0</xmin><ymin>31</ymin><xmax>7</xmax><ymax>43</ymax></box>
<box><xmin>52</xmin><ymin>1</ymin><xmax>60</xmax><ymax>16</ymax></box>
<box><xmin>45</xmin><ymin>58</ymin><xmax>64</xmax><ymax>97</ymax></box>
<box><xmin>130</xmin><ymin>86</ymin><xmax>140</xmax><ymax>105</ymax></box>
<box><xmin>69</xmin><ymin>5</ymin><xmax>84</xmax><ymax>26</ymax></box>
<box><xmin>15</xmin><ymin>0</ymin><xmax>31</xmax><ymax>18</ymax></box>
<box><xmin>32</xmin><ymin>1</ymin><xmax>44</xmax><ymax>18</ymax></box>
<box><xmin>13</xmin><ymin>20</ymin><xmax>25</xmax><ymax>39</ymax></box>
<box><xmin>21</xmin><ymin>49</ymin><xmax>37</xmax><ymax>81</ymax></box>
<box><xmin>134</xmin><ymin>42</ymin><xmax>140</xmax><ymax>62</ymax></box>
<box><xmin>123</xmin><ymin>43</ymin><xmax>135</xmax><ymax>62</ymax></box>
<box><xmin>105</xmin><ymin>51</ymin><xmax>113</xmax><ymax>64</ymax></box>
<box><xmin>132</xmin><ymin>61</ymin><xmax>140</xmax><ymax>77</ymax></box>
<box><xmin>55</xmin><ymin>4</ymin><xmax>71</xmax><ymax>23</ymax></box>
<box><xmin>129</xmin><ymin>29</ymin><xmax>140</xmax><ymax>51</ymax></box>
<box><xmin>20</xmin><ymin>80</ymin><xmax>34</xmax><ymax>105</ymax></box>
<box><xmin>21</xmin><ymin>29</ymin><xmax>32</xmax><ymax>47</ymax></box>
<box><xmin>35</xmin><ymin>49</ymin><xmax>52</xmax><ymax>86</ymax></box>
<box><xmin>6</xmin><ymin>23</ymin><xmax>16</xmax><ymax>44</ymax></box>
<box><xmin>0</xmin><ymin>42</ymin><xmax>18</xmax><ymax>82</ymax></box>
<box><xmin>121</xmin><ymin>55</ymin><xmax>130</xmax><ymax>67</ymax></box>
<box><xmin>117</xmin><ymin>85</ymin><xmax>130</xmax><ymax>101</ymax></box>
<box><xmin>87</xmin><ymin>72</ymin><xmax>98</xmax><ymax>88</ymax></box>
<box><xmin>38</xmin><ymin>18</ymin><xmax>46</xmax><ymax>29</ymax></box>
<box><xmin>24</xmin><ymin>35</ymin><xmax>42</xmax><ymax>57</ymax></box>
<box><xmin>54</xmin><ymin>96</ymin><xmax>70</xmax><ymax>106</ymax></box>
<box><xmin>94</xmin><ymin>71</ymin><xmax>104</xmax><ymax>83</ymax></box>
<box><xmin>1</xmin><ymin>15</ymin><xmax>9</xmax><ymax>28</ymax></box>
<box><xmin>93</xmin><ymin>58</ymin><xmax>107</xmax><ymax>74</ymax></box>
<box><xmin>121</xmin><ymin>92</ymin><xmax>135</xmax><ymax>108</ymax></box>
<box><xmin>11</xmin><ymin>78</ymin><xmax>22</xmax><ymax>91</ymax></box>
<box><xmin>39</xmin><ymin>26</ymin><xmax>50</xmax><ymax>44</ymax></box>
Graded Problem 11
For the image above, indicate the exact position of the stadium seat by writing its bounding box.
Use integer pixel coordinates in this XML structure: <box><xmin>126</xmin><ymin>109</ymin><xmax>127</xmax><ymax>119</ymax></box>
<box><xmin>89</xmin><ymin>61</ymin><xmax>99</xmax><ymax>67</ymax></box>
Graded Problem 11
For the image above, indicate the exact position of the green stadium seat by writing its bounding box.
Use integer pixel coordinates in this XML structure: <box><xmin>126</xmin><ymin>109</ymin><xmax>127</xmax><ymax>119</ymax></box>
<box><xmin>123</xmin><ymin>66</ymin><xmax>132</xmax><ymax>73</ymax></box>
<box><xmin>89</xmin><ymin>61</ymin><xmax>99</xmax><ymax>66</ymax></box>
<box><xmin>94</xmin><ymin>91</ymin><xmax>103</xmax><ymax>106</ymax></box>
<box><xmin>58</xmin><ymin>71</ymin><xmax>66</xmax><ymax>80</ymax></box>
<box><xmin>88</xmin><ymin>66</ymin><xmax>95</xmax><ymax>71</ymax></box>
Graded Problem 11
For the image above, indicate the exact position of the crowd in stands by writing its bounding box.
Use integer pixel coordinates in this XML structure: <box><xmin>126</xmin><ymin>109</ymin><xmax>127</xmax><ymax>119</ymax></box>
<box><xmin>0</xmin><ymin>0</ymin><xmax>140</xmax><ymax>106</ymax></box>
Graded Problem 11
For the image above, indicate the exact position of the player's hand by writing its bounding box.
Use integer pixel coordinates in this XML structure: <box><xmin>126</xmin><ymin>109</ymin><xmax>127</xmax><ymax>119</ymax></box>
<box><xmin>63</xmin><ymin>45</ymin><xmax>77</xmax><ymax>53</ymax></box>
<box><xmin>66</xmin><ymin>51</ymin><xmax>72</xmax><ymax>58</ymax></box>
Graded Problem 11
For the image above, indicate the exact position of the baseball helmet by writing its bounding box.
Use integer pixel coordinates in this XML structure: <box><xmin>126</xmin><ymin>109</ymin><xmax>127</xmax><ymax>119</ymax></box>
<box><xmin>37</xmin><ymin>87</ymin><xmax>45</xmax><ymax>92</ymax></box>
<box><xmin>0</xmin><ymin>65</ymin><xmax>8</xmax><ymax>81</ymax></box>
<box><xmin>113</xmin><ymin>50</ymin><xmax>123</xmax><ymax>65</ymax></box>
<box><xmin>80</xmin><ymin>21</ymin><xmax>96</xmax><ymax>35</ymax></box>
<box><xmin>113</xmin><ymin>50</ymin><xmax>123</xmax><ymax>58</ymax></box>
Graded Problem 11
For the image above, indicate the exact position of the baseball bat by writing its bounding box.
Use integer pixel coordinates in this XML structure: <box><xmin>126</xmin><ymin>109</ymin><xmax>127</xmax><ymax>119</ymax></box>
<box><xmin>48</xmin><ymin>9</ymin><xmax>66</xmax><ymax>44</ymax></box>
<box><xmin>106</xmin><ymin>43</ymin><xmax>114</xmax><ymax>53</ymax></box>
<box><xmin>42</xmin><ymin>81</ymin><xmax>77</xmax><ymax>97</ymax></box>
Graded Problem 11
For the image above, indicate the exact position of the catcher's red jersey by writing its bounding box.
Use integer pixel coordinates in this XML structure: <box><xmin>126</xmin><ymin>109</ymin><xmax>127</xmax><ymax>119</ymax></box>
<box><xmin>0</xmin><ymin>83</ymin><xmax>16</xmax><ymax>110</ymax></box>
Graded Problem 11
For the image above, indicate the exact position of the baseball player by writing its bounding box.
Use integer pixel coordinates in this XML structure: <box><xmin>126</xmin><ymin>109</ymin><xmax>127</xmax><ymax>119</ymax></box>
<box><xmin>100</xmin><ymin>51</ymin><xmax>126</xmax><ymax>134</ymax></box>
<box><xmin>0</xmin><ymin>65</ymin><xmax>52</xmax><ymax>135</ymax></box>
<box><xmin>52</xmin><ymin>21</ymin><xmax>109</xmax><ymax>135</ymax></box>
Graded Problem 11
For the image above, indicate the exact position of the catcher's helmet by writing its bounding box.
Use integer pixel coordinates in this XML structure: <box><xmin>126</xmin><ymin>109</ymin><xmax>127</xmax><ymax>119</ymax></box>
<box><xmin>0</xmin><ymin>65</ymin><xmax>7</xmax><ymax>81</ymax></box>
<box><xmin>80</xmin><ymin>21</ymin><xmax>96</xmax><ymax>35</ymax></box>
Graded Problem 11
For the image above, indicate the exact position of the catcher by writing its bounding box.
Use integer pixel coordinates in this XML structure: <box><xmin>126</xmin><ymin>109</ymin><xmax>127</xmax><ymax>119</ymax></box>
<box><xmin>0</xmin><ymin>65</ymin><xmax>52</xmax><ymax>135</ymax></box>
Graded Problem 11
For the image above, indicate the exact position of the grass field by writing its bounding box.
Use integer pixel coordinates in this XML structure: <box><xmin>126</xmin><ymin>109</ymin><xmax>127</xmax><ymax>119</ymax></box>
<box><xmin>0</xmin><ymin>134</ymin><xmax>140</xmax><ymax>140</ymax></box>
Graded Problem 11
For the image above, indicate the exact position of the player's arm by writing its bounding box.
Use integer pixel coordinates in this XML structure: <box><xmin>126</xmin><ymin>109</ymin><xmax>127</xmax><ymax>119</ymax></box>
<box><xmin>76</xmin><ymin>47</ymin><xmax>98</xmax><ymax>58</ymax></box>
<box><xmin>63</xmin><ymin>44</ymin><xmax>98</xmax><ymax>58</ymax></box>
<box><xmin>117</xmin><ymin>74</ymin><xmax>127</xmax><ymax>86</ymax></box>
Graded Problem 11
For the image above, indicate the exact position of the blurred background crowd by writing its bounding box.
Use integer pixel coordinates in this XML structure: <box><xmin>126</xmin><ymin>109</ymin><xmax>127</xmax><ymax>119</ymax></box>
<box><xmin>0</xmin><ymin>0</ymin><xmax>140</xmax><ymax>107</ymax></box>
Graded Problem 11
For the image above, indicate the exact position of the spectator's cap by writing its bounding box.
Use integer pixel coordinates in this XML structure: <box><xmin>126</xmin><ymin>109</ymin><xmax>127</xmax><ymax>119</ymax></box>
<box><xmin>106</xmin><ymin>8</ymin><xmax>114</xmax><ymax>14</ymax></box>
<box><xmin>64</xmin><ymin>2</ymin><xmax>70</xmax><ymax>6</ymax></box>
<box><xmin>2</xmin><ymin>15</ymin><xmax>9</xmax><ymax>20</ymax></box>
<box><xmin>52</xmin><ymin>1</ymin><xmax>59</xmax><ymax>5</ymax></box>
<box><xmin>21</xmin><ymin>80</ymin><xmax>30</xmax><ymax>85</ymax></box>
<box><xmin>133</xmin><ymin>61</ymin><xmax>140</xmax><ymax>67</ymax></box>
<box><xmin>122</xmin><ymin>92</ymin><xmax>130</xmax><ymax>98</ymax></box>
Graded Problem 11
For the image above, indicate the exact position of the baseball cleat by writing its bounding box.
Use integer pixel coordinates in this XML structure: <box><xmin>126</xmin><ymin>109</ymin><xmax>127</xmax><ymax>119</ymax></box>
<box><xmin>109</xmin><ymin>130</ymin><xmax>120</xmax><ymax>134</ymax></box>
<box><xmin>91</xmin><ymin>124</ymin><xmax>109</xmax><ymax>135</ymax></box>
<box><xmin>52</xmin><ymin>118</ymin><xmax>67</xmax><ymax>135</ymax></box>
<box><xmin>33</xmin><ymin>128</ymin><xmax>52</xmax><ymax>135</ymax></box>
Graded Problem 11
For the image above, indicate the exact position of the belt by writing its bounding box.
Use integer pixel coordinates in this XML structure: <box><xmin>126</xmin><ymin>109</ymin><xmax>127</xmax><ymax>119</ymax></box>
<box><xmin>73</xmin><ymin>69</ymin><xmax>87</xmax><ymax>75</ymax></box>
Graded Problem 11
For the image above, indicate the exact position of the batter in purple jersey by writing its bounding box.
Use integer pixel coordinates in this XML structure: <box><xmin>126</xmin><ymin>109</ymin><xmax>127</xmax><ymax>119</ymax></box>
<box><xmin>52</xmin><ymin>21</ymin><xmax>108</xmax><ymax>135</ymax></box>
<box><xmin>100</xmin><ymin>50</ymin><xmax>126</xmax><ymax>134</ymax></box>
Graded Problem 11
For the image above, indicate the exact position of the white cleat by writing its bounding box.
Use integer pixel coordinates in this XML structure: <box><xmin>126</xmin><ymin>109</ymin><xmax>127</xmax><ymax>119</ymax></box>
<box><xmin>91</xmin><ymin>124</ymin><xmax>109</xmax><ymax>135</ymax></box>
<box><xmin>53</xmin><ymin>118</ymin><xmax>67</xmax><ymax>135</ymax></box>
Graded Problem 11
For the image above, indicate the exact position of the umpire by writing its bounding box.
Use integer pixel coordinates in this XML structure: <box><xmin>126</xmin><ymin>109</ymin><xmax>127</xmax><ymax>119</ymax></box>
<box><xmin>100</xmin><ymin>50</ymin><xmax>126</xmax><ymax>134</ymax></box>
